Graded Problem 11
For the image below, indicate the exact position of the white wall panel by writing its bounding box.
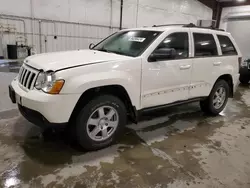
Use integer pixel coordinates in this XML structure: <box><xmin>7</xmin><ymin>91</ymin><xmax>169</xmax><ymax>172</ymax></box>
<box><xmin>122</xmin><ymin>0</ymin><xmax>138</xmax><ymax>28</ymax></box>
<box><xmin>110</xmin><ymin>0</ymin><xmax>121</xmax><ymax>28</ymax></box>
<box><xmin>69</xmin><ymin>0</ymin><xmax>112</xmax><ymax>25</ymax></box>
<box><xmin>33</xmin><ymin>0</ymin><xmax>70</xmax><ymax>21</ymax></box>
<box><xmin>0</xmin><ymin>0</ymin><xmax>31</xmax><ymax>17</ymax></box>
<box><xmin>136</xmin><ymin>0</ymin><xmax>212</xmax><ymax>27</ymax></box>
<box><xmin>32</xmin><ymin>0</ymin><xmax>112</xmax><ymax>25</ymax></box>
<box><xmin>219</xmin><ymin>6</ymin><xmax>250</xmax><ymax>60</ymax></box>
<box><xmin>39</xmin><ymin>21</ymin><xmax>107</xmax><ymax>52</ymax></box>
<box><xmin>0</xmin><ymin>0</ymin><xmax>212</xmax><ymax>56</ymax></box>
<box><xmin>220</xmin><ymin>5</ymin><xmax>250</xmax><ymax>30</ymax></box>
<box><xmin>227</xmin><ymin>20</ymin><xmax>250</xmax><ymax>59</ymax></box>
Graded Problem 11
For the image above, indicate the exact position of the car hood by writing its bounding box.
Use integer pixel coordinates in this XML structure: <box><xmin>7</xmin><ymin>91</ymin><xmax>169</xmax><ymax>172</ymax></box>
<box><xmin>25</xmin><ymin>50</ymin><xmax>131</xmax><ymax>71</ymax></box>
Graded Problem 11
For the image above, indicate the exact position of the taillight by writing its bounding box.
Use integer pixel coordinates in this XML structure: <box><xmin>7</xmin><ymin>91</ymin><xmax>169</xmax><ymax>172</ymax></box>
<box><xmin>238</xmin><ymin>57</ymin><xmax>242</xmax><ymax>72</ymax></box>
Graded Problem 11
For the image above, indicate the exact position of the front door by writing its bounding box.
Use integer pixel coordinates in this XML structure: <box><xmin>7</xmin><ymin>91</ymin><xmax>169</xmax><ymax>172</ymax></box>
<box><xmin>141</xmin><ymin>31</ymin><xmax>192</xmax><ymax>109</ymax></box>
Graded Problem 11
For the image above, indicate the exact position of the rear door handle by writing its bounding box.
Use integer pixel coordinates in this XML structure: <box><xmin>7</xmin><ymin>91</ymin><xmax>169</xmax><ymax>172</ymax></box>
<box><xmin>213</xmin><ymin>62</ymin><xmax>222</xmax><ymax>66</ymax></box>
<box><xmin>180</xmin><ymin>65</ymin><xmax>191</xmax><ymax>70</ymax></box>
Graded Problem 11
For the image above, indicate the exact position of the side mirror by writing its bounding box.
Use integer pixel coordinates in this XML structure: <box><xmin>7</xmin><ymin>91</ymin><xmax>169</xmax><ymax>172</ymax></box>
<box><xmin>89</xmin><ymin>43</ymin><xmax>95</xmax><ymax>49</ymax></box>
<box><xmin>149</xmin><ymin>48</ymin><xmax>176</xmax><ymax>62</ymax></box>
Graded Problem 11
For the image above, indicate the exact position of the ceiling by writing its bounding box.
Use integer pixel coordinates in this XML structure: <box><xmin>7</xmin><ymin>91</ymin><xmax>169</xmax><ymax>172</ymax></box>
<box><xmin>217</xmin><ymin>0</ymin><xmax>233</xmax><ymax>2</ymax></box>
<box><xmin>198</xmin><ymin>0</ymin><xmax>250</xmax><ymax>9</ymax></box>
<box><xmin>219</xmin><ymin>0</ymin><xmax>250</xmax><ymax>7</ymax></box>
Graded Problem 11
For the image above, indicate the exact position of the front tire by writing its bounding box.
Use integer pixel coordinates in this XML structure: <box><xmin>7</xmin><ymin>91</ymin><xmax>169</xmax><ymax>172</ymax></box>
<box><xmin>200</xmin><ymin>80</ymin><xmax>229</xmax><ymax>115</ymax></box>
<box><xmin>75</xmin><ymin>95</ymin><xmax>127</xmax><ymax>151</ymax></box>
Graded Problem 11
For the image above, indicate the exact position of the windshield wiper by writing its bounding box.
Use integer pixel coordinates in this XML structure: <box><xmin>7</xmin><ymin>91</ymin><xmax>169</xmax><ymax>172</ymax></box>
<box><xmin>110</xmin><ymin>51</ymin><xmax>129</xmax><ymax>56</ymax></box>
<box><xmin>97</xmin><ymin>48</ymin><xmax>108</xmax><ymax>52</ymax></box>
<box><xmin>97</xmin><ymin>48</ymin><xmax>112</xmax><ymax>53</ymax></box>
<box><xmin>97</xmin><ymin>48</ymin><xmax>129</xmax><ymax>56</ymax></box>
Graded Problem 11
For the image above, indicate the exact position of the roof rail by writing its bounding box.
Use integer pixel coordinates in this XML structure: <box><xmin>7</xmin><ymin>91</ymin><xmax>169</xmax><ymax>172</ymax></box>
<box><xmin>183</xmin><ymin>23</ymin><xmax>196</xmax><ymax>27</ymax></box>
<box><xmin>152</xmin><ymin>24</ymin><xmax>186</xmax><ymax>27</ymax></box>
<box><xmin>184</xmin><ymin>23</ymin><xmax>225</xmax><ymax>31</ymax></box>
<box><xmin>151</xmin><ymin>23</ymin><xmax>225</xmax><ymax>31</ymax></box>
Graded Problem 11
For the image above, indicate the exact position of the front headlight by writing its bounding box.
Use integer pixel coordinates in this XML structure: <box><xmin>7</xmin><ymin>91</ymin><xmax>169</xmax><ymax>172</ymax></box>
<box><xmin>35</xmin><ymin>71</ymin><xmax>64</xmax><ymax>94</ymax></box>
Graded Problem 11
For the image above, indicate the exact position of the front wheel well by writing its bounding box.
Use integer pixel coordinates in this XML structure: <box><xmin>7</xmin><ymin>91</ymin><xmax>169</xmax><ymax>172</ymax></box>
<box><xmin>69</xmin><ymin>85</ymin><xmax>137</xmax><ymax>124</ymax></box>
<box><xmin>216</xmin><ymin>74</ymin><xmax>233</xmax><ymax>97</ymax></box>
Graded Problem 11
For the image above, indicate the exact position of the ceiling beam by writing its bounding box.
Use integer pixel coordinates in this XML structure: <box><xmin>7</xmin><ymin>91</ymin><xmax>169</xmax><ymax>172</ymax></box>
<box><xmin>197</xmin><ymin>0</ymin><xmax>222</xmax><ymax>28</ymax></box>
<box><xmin>197</xmin><ymin>0</ymin><xmax>220</xmax><ymax>20</ymax></box>
<box><xmin>220</xmin><ymin>0</ymin><xmax>250</xmax><ymax>8</ymax></box>
<box><xmin>197</xmin><ymin>0</ymin><xmax>250</xmax><ymax>28</ymax></box>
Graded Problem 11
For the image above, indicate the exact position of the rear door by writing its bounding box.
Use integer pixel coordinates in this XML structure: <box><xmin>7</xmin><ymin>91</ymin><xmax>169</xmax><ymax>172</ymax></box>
<box><xmin>189</xmin><ymin>31</ymin><xmax>221</xmax><ymax>98</ymax></box>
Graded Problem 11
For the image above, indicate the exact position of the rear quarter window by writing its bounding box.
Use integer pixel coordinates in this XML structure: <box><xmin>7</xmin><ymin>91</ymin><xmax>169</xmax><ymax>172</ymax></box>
<box><xmin>217</xmin><ymin>35</ymin><xmax>238</xmax><ymax>56</ymax></box>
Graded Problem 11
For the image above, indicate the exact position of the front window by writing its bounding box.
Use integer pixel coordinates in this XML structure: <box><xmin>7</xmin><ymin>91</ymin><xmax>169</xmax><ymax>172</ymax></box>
<box><xmin>154</xmin><ymin>32</ymin><xmax>189</xmax><ymax>60</ymax></box>
<box><xmin>93</xmin><ymin>30</ymin><xmax>162</xmax><ymax>57</ymax></box>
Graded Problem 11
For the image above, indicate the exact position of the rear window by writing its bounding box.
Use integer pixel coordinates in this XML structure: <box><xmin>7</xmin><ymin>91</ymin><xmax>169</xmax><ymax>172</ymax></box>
<box><xmin>193</xmin><ymin>33</ymin><xmax>218</xmax><ymax>57</ymax></box>
<box><xmin>217</xmin><ymin>35</ymin><xmax>238</xmax><ymax>55</ymax></box>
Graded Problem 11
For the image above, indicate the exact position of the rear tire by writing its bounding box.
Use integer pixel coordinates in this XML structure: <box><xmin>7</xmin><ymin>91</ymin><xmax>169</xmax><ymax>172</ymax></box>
<box><xmin>200</xmin><ymin>80</ymin><xmax>229</xmax><ymax>115</ymax></box>
<box><xmin>75</xmin><ymin>95</ymin><xmax>127</xmax><ymax>151</ymax></box>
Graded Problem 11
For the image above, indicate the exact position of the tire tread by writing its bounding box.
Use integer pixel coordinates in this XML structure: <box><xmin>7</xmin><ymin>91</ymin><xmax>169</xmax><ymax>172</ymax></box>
<box><xmin>75</xmin><ymin>95</ymin><xmax>127</xmax><ymax>151</ymax></box>
<box><xmin>200</xmin><ymin>79</ymin><xmax>229</xmax><ymax>115</ymax></box>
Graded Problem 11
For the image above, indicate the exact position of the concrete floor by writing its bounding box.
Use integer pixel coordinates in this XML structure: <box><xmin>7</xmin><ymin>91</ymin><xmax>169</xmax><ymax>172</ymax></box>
<box><xmin>1</xmin><ymin>67</ymin><xmax>250</xmax><ymax>188</ymax></box>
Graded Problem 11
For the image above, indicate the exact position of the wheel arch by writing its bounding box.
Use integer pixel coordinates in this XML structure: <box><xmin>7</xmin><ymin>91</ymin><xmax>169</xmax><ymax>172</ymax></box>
<box><xmin>69</xmin><ymin>85</ymin><xmax>138</xmax><ymax>124</ymax></box>
<box><xmin>216</xmin><ymin>74</ymin><xmax>234</xmax><ymax>98</ymax></box>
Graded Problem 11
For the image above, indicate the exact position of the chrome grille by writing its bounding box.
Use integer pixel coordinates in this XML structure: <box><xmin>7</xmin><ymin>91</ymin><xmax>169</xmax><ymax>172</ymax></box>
<box><xmin>18</xmin><ymin>65</ymin><xmax>38</xmax><ymax>90</ymax></box>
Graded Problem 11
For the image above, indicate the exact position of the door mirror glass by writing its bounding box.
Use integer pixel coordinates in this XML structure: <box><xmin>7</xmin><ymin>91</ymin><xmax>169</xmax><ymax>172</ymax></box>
<box><xmin>149</xmin><ymin>48</ymin><xmax>176</xmax><ymax>62</ymax></box>
<box><xmin>89</xmin><ymin>43</ymin><xmax>95</xmax><ymax>49</ymax></box>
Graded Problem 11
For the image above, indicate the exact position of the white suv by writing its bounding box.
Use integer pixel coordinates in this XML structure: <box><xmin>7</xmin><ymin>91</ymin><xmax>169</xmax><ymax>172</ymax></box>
<box><xmin>9</xmin><ymin>24</ymin><xmax>241</xmax><ymax>150</ymax></box>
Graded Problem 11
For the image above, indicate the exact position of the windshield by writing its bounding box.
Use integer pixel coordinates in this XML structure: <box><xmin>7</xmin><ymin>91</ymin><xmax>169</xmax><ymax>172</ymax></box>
<box><xmin>93</xmin><ymin>30</ymin><xmax>162</xmax><ymax>57</ymax></box>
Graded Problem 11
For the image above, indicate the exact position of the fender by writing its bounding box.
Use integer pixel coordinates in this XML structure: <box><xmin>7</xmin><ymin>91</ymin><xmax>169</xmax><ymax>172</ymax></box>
<box><xmin>210</xmin><ymin>65</ymin><xmax>234</xmax><ymax>87</ymax></box>
<box><xmin>56</xmin><ymin>59</ymin><xmax>142</xmax><ymax>110</ymax></box>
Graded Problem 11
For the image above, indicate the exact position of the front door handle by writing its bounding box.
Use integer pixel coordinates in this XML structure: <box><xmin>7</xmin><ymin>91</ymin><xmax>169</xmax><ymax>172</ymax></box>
<box><xmin>213</xmin><ymin>62</ymin><xmax>222</xmax><ymax>66</ymax></box>
<box><xmin>180</xmin><ymin>65</ymin><xmax>191</xmax><ymax>70</ymax></box>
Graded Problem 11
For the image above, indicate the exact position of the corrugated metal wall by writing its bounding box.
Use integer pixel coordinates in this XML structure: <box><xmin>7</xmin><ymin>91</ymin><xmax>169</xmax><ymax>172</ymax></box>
<box><xmin>0</xmin><ymin>0</ymin><xmax>212</xmax><ymax>58</ymax></box>
<box><xmin>0</xmin><ymin>17</ymin><xmax>119</xmax><ymax>57</ymax></box>
<box><xmin>40</xmin><ymin>21</ymin><xmax>119</xmax><ymax>53</ymax></box>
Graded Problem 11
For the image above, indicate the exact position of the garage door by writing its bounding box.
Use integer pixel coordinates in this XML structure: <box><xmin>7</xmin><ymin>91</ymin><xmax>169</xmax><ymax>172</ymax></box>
<box><xmin>227</xmin><ymin>19</ymin><xmax>250</xmax><ymax>60</ymax></box>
